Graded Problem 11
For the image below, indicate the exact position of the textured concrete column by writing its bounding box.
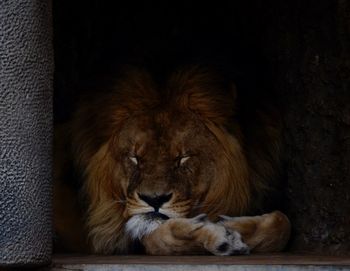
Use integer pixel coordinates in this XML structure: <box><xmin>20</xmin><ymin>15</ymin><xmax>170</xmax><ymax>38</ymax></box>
<box><xmin>0</xmin><ymin>0</ymin><xmax>53</xmax><ymax>266</ymax></box>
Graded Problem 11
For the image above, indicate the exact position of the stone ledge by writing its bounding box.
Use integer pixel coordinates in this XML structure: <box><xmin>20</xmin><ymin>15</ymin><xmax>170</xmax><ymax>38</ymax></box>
<box><xmin>51</xmin><ymin>254</ymin><xmax>350</xmax><ymax>271</ymax></box>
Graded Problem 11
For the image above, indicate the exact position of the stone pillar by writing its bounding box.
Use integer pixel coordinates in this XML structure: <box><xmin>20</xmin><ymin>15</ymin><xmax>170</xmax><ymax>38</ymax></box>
<box><xmin>0</xmin><ymin>0</ymin><xmax>53</xmax><ymax>266</ymax></box>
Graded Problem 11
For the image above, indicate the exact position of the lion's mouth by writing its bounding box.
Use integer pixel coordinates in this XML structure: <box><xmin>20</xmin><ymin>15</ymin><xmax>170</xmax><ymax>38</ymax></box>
<box><xmin>126</xmin><ymin>196</ymin><xmax>192</xmax><ymax>219</ymax></box>
<box><xmin>145</xmin><ymin>211</ymin><xmax>169</xmax><ymax>220</ymax></box>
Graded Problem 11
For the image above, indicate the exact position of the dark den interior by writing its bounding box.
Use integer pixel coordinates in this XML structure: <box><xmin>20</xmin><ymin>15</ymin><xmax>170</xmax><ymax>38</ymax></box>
<box><xmin>53</xmin><ymin>0</ymin><xmax>350</xmax><ymax>255</ymax></box>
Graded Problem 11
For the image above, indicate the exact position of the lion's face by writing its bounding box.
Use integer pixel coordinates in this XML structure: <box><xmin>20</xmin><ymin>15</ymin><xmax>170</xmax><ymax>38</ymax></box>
<box><xmin>114</xmin><ymin>111</ymin><xmax>219</xmax><ymax>219</ymax></box>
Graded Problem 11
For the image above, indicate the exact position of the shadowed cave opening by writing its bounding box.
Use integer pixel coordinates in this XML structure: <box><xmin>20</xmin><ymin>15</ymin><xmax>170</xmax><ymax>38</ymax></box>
<box><xmin>53</xmin><ymin>0</ymin><xmax>350</xmax><ymax>256</ymax></box>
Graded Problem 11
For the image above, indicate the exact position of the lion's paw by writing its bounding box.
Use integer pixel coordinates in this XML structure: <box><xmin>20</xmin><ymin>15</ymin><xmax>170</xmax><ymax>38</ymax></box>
<box><xmin>201</xmin><ymin>224</ymin><xmax>250</xmax><ymax>256</ymax></box>
<box><xmin>168</xmin><ymin>214</ymin><xmax>207</xmax><ymax>239</ymax></box>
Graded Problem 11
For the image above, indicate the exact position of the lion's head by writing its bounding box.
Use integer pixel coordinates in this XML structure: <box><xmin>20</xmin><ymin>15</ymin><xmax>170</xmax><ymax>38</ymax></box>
<box><xmin>71</xmin><ymin>66</ymin><xmax>253</xmax><ymax>253</ymax></box>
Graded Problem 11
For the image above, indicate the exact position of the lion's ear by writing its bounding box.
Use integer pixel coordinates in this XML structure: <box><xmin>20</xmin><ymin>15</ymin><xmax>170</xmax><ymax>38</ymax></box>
<box><xmin>168</xmin><ymin>66</ymin><xmax>237</xmax><ymax>125</ymax></box>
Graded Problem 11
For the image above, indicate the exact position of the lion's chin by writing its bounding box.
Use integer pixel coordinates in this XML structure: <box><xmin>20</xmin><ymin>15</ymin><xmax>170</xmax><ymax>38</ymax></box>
<box><xmin>125</xmin><ymin>212</ymin><xmax>168</xmax><ymax>241</ymax></box>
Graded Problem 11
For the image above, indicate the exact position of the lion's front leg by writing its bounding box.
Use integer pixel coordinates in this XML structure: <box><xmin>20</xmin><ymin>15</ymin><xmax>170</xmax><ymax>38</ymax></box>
<box><xmin>126</xmin><ymin>214</ymin><xmax>249</xmax><ymax>256</ymax></box>
<box><xmin>218</xmin><ymin>211</ymin><xmax>291</xmax><ymax>253</ymax></box>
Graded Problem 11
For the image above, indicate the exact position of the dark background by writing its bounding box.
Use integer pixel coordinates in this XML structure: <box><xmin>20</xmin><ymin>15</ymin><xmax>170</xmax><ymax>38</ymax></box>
<box><xmin>53</xmin><ymin>0</ymin><xmax>350</xmax><ymax>255</ymax></box>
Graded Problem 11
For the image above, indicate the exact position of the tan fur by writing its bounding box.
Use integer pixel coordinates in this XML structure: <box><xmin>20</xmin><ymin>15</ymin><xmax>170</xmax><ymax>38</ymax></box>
<box><xmin>220</xmin><ymin>211</ymin><xmax>291</xmax><ymax>252</ymax></box>
<box><xmin>141</xmin><ymin>216</ymin><xmax>248</xmax><ymax>255</ymax></box>
<box><xmin>54</xmin><ymin>66</ymin><xmax>290</xmax><ymax>254</ymax></box>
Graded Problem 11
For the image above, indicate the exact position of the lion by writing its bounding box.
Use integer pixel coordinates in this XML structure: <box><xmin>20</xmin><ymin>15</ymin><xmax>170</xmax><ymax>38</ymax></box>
<box><xmin>53</xmin><ymin>66</ymin><xmax>291</xmax><ymax>255</ymax></box>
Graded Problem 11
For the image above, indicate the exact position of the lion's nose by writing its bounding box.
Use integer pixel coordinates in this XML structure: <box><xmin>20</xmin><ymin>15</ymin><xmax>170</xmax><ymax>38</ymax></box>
<box><xmin>138</xmin><ymin>193</ymin><xmax>172</xmax><ymax>211</ymax></box>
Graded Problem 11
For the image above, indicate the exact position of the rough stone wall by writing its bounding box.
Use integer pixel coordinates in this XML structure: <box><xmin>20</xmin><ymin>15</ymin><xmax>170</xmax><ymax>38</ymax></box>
<box><xmin>0</xmin><ymin>0</ymin><xmax>54</xmax><ymax>266</ymax></box>
<box><xmin>248</xmin><ymin>0</ymin><xmax>350</xmax><ymax>254</ymax></box>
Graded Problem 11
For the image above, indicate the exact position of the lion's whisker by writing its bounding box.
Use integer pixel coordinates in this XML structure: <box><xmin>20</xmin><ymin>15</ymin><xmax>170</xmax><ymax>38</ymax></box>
<box><xmin>172</xmin><ymin>200</ymin><xmax>192</xmax><ymax>205</ymax></box>
<box><xmin>114</xmin><ymin>200</ymin><xmax>126</xmax><ymax>205</ymax></box>
<box><xmin>193</xmin><ymin>203</ymin><xmax>222</xmax><ymax>209</ymax></box>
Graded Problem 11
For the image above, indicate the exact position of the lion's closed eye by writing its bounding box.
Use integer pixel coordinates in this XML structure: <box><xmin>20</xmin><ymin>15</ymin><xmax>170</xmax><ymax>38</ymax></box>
<box><xmin>180</xmin><ymin>156</ymin><xmax>190</xmax><ymax>165</ymax></box>
<box><xmin>175</xmin><ymin>155</ymin><xmax>191</xmax><ymax>168</ymax></box>
<box><xmin>129</xmin><ymin>156</ymin><xmax>138</xmax><ymax>165</ymax></box>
